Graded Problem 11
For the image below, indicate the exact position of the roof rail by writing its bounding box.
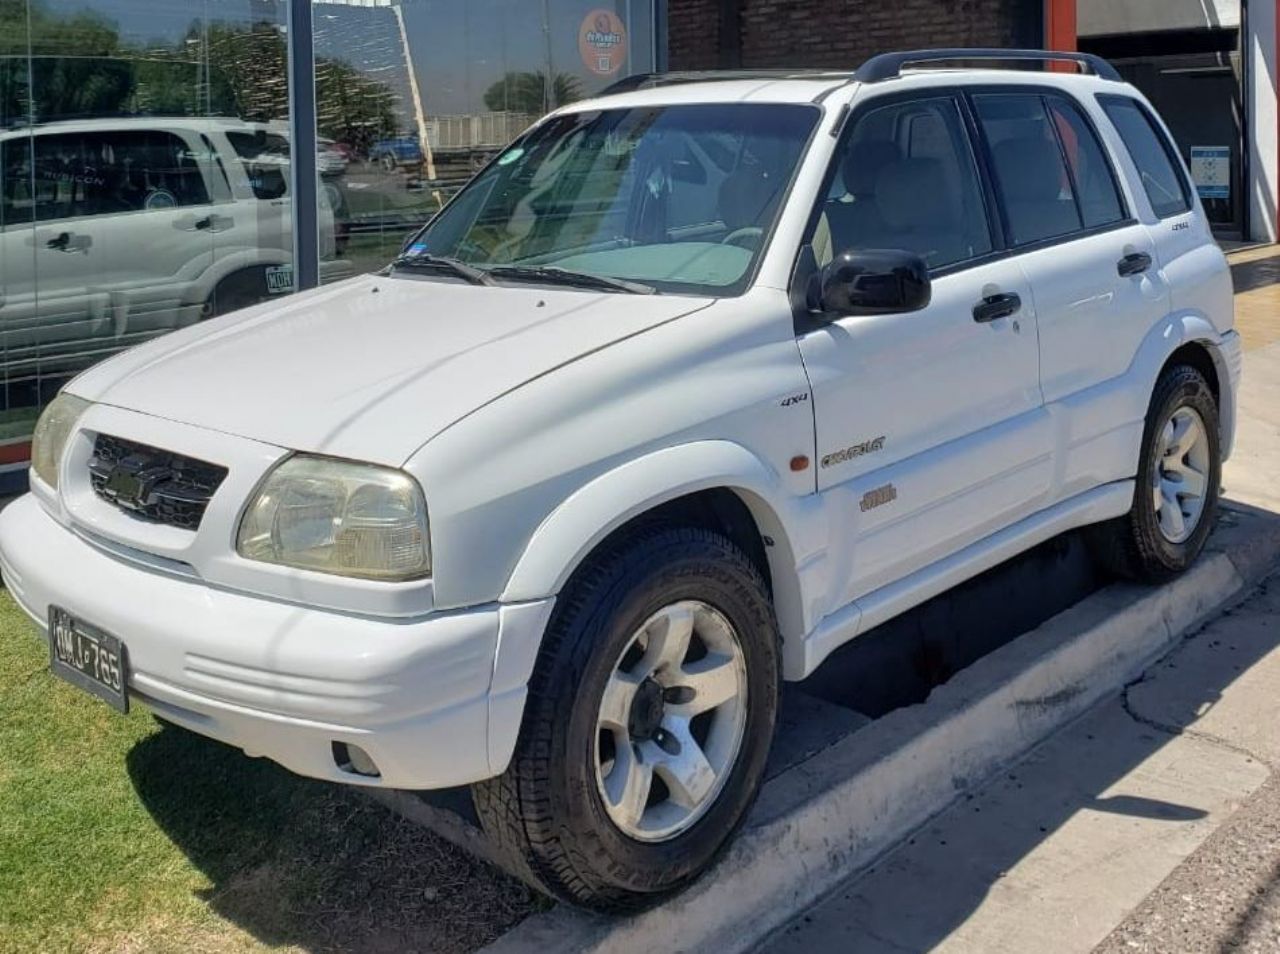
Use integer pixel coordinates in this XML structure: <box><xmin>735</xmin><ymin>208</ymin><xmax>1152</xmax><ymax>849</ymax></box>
<box><xmin>599</xmin><ymin>69</ymin><xmax>851</xmax><ymax>96</ymax></box>
<box><xmin>854</xmin><ymin>48</ymin><xmax>1122</xmax><ymax>83</ymax></box>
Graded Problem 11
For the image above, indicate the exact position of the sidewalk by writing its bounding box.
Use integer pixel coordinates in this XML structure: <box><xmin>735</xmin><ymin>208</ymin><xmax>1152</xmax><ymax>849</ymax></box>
<box><xmin>762</xmin><ymin>248</ymin><xmax>1280</xmax><ymax>954</ymax></box>
<box><xmin>762</xmin><ymin>567</ymin><xmax>1280</xmax><ymax>954</ymax></box>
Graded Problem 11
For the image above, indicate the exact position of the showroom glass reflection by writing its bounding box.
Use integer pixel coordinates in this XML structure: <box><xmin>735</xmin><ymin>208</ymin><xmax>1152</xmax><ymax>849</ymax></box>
<box><xmin>0</xmin><ymin>0</ymin><xmax>656</xmax><ymax>450</ymax></box>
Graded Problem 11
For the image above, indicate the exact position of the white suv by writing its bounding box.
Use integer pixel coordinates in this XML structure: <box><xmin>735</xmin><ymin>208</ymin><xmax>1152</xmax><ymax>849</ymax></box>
<box><xmin>0</xmin><ymin>51</ymin><xmax>1239</xmax><ymax>911</ymax></box>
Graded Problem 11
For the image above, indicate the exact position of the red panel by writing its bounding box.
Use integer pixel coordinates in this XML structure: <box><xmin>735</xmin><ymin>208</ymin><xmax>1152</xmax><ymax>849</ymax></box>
<box><xmin>0</xmin><ymin>442</ymin><xmax>33</xmax><ymax>466</ymax></box>
<box><xmin>1045</xmin><ymin>0</ymin><xmax>1077</xmax><ymax>52</ymax></box>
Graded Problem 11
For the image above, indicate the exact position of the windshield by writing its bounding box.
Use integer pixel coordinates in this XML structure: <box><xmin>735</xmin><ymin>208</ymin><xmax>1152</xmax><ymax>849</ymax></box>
<box><xmin>408</xmin><ymin>103</ymin><xmax>819</xmax><ymax>296</ymax></box>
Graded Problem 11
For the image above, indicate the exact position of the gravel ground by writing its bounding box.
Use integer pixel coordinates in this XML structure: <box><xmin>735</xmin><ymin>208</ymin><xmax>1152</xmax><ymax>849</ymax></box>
<box><xmin>1095</xmin><ymin>772</ymin><xmax>1280</xmax><ymax>953</ymax></box>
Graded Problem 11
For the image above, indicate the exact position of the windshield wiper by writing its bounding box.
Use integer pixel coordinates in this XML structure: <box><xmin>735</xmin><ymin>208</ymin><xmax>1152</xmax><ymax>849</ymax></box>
<box><xmin>487</xmin><ymin>265</ymin><xmax>655</xmax><ymax>295</ymax></box>
<box><xmin>391</xmin><ymin>252</ymin><xmax>495</xmax><ymax>286</ymax></box>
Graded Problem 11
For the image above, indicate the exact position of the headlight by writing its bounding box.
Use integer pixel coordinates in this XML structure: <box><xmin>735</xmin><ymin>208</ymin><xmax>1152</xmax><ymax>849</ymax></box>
<box><xmin>31</xmin><ymin>393</ymin><xmax>91</xmax><ymax>490</ymax></box>
<box><xmin>237</xmin><ymin>456</ymin><xmax>430</xmax><ymax>581</ymax></box>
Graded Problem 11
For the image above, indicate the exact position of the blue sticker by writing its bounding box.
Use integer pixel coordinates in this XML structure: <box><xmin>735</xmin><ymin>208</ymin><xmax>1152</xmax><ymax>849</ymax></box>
<box><xmin>407</xmin><ymin>242</ymin><xmax>429</xmax><ymax>254</ymax></box>
<box><xmin>497</xmin><ymin>147</ymin><xmax>525</xmax><ymax>166</ymax></box>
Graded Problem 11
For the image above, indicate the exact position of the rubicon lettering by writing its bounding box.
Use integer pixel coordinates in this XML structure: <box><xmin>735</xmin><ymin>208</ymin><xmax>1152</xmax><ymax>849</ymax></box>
<box><xmin>821</xmin><ymin>436</ymin><xmax>886</xmax><ymax>468</ymax></box>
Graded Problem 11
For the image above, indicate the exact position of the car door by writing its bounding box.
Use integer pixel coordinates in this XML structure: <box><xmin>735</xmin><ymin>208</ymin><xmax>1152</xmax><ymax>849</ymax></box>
<box><xmin>70</xmin><ymin>127</ymin><xmax>218</xmax><ymax>343</ymax></box>
<box><xmin>797</xmin><ymin>92</ymin><xmax>1050</xmax><ymax>606</ymax></box>
<box><xmin>968</xmin><ymin>89</ymin><xmax>1170</xmax><ymax>502</ymax></box>
<box><xmin>0</xmin><ymin>134</ymin><xmax>39</xmax><ymax>374</ymax></box>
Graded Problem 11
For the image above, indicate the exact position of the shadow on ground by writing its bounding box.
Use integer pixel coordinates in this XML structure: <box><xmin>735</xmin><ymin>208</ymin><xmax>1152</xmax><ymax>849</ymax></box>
<box><xmin>126</xmin><ymin>728</ymin><xmax>538</xmax><ymax>953</ymax></box>
<box><xmin>1231</xmin><ymin>253</ymin><xmax>1280</xmax><ymax>294</ymax></box>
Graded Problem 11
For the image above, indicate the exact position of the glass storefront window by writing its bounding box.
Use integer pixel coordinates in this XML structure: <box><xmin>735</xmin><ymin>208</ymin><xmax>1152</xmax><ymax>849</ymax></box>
<box><xmin>1</xmin><ymin>0</ymin><xmax>297</xmax><ymax>473</ymax></box>
<box><xmin>0</xmin><ymin>0</ymin><xmax>659</xmax><ymax>484</ymax></box>
<box><xmin>313</xmin><ymin>0</ymin><xmax>658</xmax><ymax>280</ymax></box>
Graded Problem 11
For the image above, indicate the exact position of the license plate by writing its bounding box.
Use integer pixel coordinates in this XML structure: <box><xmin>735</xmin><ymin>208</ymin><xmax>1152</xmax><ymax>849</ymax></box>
<box><xmin>49</xmin><ymin>606</ymin><xmax>129</xmax><ymax>713</ymax></box>
<box><xmin>264</xmin><ymin>264</ymin><xmax>294</xmax><ymax>294</ymax></box>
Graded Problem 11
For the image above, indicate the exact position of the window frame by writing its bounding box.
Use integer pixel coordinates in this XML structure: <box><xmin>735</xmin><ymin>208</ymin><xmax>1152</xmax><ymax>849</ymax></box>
<box><xmin>407</xmin><ymin>101</ymin><xmax>826</xmax><ymax>299</ymax></box>
<box><xmin>963</xmin><ymin>84</ymin><xmax>1137</xmax><ymax>255</ymax></box>
<box><xmin>792</xmin><ymin>88</ymin><xmax>1005</xmax><ymax>284</ymax></box>
<box><xmin>1041</xmin><ymin>92</ymin><xmax>1130</xmax><ymax>231</ymax></box>
<box><xmin>790</xmin><ymin>83</ymin><xmax>1144</xmax><ymax>334</ymax></box>
<box><xmin>1095</xmin><ymin>92</ymin><xmax>1194</xmax><ymax>221</ymax></box>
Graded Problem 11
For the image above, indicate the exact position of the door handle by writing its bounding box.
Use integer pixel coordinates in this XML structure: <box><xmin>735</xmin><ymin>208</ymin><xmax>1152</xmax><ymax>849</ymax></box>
<box><xmin>1117</xmin><ymin>252</ymin><xmax>1153</xmax><ymax>277</ymax></box>
<box><xmin>194</xmin><ymin>216</ymin><xmax>212</xmax><ymax>230</ymax></box>
<box><xmin>973</xmin><ymin>292</ymin><xmax>1021</xmax><ymax>324</ymax></box>
<box><xmin>45</xmin><ymin>231</ymin><xmax>89</xmax><ymax>252</ymax></box>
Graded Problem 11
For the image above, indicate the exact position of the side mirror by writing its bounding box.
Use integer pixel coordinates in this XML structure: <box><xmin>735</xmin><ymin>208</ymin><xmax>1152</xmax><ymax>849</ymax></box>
<box><xmin>819</xmin><ymin>248</ymin><xmax>931</xmax><ymax>317</ymax></box>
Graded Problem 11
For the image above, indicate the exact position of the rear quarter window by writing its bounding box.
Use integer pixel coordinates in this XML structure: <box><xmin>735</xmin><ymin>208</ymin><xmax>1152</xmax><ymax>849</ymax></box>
<box><xmin>1099</xmin><ymin>95</ymin><xmax>1192</xmax><ymax>220</ymax></box>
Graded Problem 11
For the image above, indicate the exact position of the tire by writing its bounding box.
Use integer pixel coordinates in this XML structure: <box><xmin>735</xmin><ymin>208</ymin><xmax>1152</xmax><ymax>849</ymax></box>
<box><xmin>1087</xmin><ymin>364</ymin><xmax>1221</xmax><ymax>583</ymax></box>
<box><xmin>202</xmin><ymin>268</ymin><xmax>272</xmax><ymax>320</ymax></box>
<box><xmin>473</xmin><ymin>524</ymin><xmax>780</xmax><ymax>912</ymax></box>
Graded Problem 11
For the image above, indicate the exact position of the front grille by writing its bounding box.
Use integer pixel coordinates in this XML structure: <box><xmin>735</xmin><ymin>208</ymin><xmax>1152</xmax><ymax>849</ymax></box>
<box><xmin>88</xmin><ymin>434</ymin><xmax>229</xmax><ymax>531</ymax></box>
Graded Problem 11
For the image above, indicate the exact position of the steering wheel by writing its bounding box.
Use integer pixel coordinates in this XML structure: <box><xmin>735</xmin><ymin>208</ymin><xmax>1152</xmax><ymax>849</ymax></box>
<box><xmin>721</xmin><ymin>226</ymin><xmax>764</xmax><ymax>250</ymax></box>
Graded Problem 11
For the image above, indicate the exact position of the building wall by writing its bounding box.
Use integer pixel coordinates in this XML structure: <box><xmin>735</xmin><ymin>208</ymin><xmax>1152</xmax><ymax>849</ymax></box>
<box><xmin>668</xmin><ymin>0</ymin><xmax>1033</xmax><ymax>71</ymax></box>
<box><xmin>1247</xmin><ymin>0</ymin><xmax>1278</xmax><ymax>242</ymax></box>
<box><xmin>668</xmin><ymin>0</ymin><xmax>723</xmax><ymax>69</ymax></box>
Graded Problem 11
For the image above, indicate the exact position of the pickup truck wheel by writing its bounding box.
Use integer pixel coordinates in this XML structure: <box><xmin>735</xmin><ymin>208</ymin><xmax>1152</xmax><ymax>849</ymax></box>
<box><xmin>472</xmin><ymin>524</ymin><xmax>780</xmax><ymax>912</ymax></box>
<box><xmin>1087</xmin><ymin>364</ymin><xmax>1221</xmax><ymax>583</ymax></box>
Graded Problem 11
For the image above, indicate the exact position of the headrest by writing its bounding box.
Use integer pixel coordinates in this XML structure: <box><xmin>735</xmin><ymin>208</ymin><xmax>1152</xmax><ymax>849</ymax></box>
<box><xmin>991</xmin><ymin>137</ymin><xmax>1065</xmax><ymax>202</ymax></box>
<box><xmin>719</xmin><ymin>163</ymin><xmax>777</xmax><ymax>232</ymax></box>
<box><xmin>841</xmin><ymin>139</ymin><xmax>902</xmax><ymax>197</ymax></box>
<box><xmin>875</xmin><ymin>157</ymin><xmax>950</xmax><ymax>232</ymax></box>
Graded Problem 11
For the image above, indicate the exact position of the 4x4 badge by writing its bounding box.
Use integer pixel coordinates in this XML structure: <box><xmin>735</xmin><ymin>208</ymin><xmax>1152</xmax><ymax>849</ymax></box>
<box><xmin>821</xmin><ymin>436</ymin><xmax>886</xmax><ymax>468</ymax></box>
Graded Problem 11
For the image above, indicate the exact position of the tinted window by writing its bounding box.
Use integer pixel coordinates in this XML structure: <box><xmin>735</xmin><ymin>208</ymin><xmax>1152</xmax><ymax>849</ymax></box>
<box><xmin>226</xmin><ymin>130</ymin><xmax>291</xmax><ymax>200</ymax></box>
<box><xmin>1046</xmin><ymin>96</ymin><xmax>1125</xmax><ymax>229</ymax></box>
<box><xmin>416</xmin><ymin>103</ymin><xmax>818</xmax><ymax>296</ymax></box>
<box><xmin>6</xmin><ymin>130</ymin><xmax>209</xmax><ymax>225</ymax></box>
<box><xmin>1101</xmin><ymin>96</ymin><xmax>1192</xmax><ymax>219</ymax></box>
<box><xmin>973</xmin><ymin>93</ymin><xmax>1082</xmax><ymax>246</ymax></box>
<box><xmin>818</xmin><ymin>96</ymin><xmax>992</xmax><ymax>271</ymax></box>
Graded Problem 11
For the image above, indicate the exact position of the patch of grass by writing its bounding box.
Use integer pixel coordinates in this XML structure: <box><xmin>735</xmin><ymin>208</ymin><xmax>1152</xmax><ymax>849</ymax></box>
<box><xmin>0</xmin><ymin>588</ymin><xmax>534</xmax><ymax>953</ymax></box>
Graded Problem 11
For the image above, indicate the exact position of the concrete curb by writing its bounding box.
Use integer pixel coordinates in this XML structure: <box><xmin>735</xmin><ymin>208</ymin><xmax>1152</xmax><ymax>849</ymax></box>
<box><xmin>480</xmin><ymin>501</ymin><xmax>1280</xmax><ymax>954</ymax></box>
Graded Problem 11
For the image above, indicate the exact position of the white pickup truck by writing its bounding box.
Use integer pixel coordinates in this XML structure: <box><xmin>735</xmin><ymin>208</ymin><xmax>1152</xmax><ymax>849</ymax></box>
<box><xmin>0</xmin><ymin>50</ymin><xmax>1238</xmax><ymax>911</ymax></box>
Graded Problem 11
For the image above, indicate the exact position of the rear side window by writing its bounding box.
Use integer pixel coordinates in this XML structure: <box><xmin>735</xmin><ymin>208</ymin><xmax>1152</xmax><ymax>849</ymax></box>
<box><xmin>226</xmin><ymin>130</ymin><xmax>291</xmax><ymax>200</ymax></box>
<box><xmin>1045</xmin><ymin>96</ymin><xmax>1126</xmax><ymax>229</ymax></box>
<box><xmin>1100</xmin><ymin>96</ymin><xmax>1192</xmax><ymax>219</ymax></box>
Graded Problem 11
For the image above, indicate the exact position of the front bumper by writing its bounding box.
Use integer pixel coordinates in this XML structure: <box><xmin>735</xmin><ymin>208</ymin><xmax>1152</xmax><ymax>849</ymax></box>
<box><xmin>0</xmin><ymin>494</ymin><xmax>552</xmax><ymax>789</ymax></box>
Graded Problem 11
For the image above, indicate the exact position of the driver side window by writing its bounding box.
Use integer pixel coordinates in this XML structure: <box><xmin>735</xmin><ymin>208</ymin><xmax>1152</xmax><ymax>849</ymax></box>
<box><xmin>812</xmin><ymin>96</ymin><xmax>992</xmax><ymax>272</ymax></box>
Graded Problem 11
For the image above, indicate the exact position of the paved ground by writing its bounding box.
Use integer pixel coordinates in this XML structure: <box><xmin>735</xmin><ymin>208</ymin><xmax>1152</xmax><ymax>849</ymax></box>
<box><xmin>763</xmin><ymin>246</ymin><xmax>1280</xmax><ymax>953</ymax></box>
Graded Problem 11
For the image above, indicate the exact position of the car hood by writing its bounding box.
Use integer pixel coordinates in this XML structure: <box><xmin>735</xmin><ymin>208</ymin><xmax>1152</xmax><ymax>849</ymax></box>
<box><xmin>71</xmin><ymin>274</ymin><xmax>712</xmax><ymax>466</ymax></box>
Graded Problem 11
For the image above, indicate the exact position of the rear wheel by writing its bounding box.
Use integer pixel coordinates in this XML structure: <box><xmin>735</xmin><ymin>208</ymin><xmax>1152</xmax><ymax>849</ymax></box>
<box><xmin>1087</xmin><ymin>364</ymin><xmax>1221</xmax><ymax>582</ymax></box>
<box><xmin>201</xmin><ymin>268</ymin><xmax>271</xmax><ymax>320</ymax></box>
<box><xmin>473</xmin><ymin>524</ymin><xmax>779</xmax><ymax>912</ymax></box>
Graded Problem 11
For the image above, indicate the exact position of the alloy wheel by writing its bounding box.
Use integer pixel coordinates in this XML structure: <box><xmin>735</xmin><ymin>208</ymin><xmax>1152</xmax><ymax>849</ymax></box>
<box><xmin>1152</xmin><ymin>405</ymin><xmax>1211</xmax><ymax>544</ymax></box>
<box><xmin>593</xmin><ymin>600</ymin><xmax>749</xmax><ymax>842</ymax></box>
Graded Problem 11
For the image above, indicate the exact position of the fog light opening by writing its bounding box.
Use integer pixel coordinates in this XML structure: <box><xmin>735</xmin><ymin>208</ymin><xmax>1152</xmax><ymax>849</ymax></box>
<box><xmin>332</xmin><ymin>741</ymin><xmax>381</xmax><ymax>778</ymax></box>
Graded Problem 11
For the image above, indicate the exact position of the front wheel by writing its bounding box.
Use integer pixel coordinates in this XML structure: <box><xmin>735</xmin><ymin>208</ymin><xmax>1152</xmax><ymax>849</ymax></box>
<box><xmin>473</xmin><ymin>524</ymin><xmax>780</xmax><ymax>912</ymax></box>
<box><xmin>1087</xmin><ymin>364</ymin><xmax>1221</xmax><ymax>582</ymax></box>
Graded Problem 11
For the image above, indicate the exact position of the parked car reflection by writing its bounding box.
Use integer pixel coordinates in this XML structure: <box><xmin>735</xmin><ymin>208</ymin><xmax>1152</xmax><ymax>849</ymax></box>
<box><xmin>0</xmin><ymin>117</ymin><xmax>351</xmax><ymax>381</ymax></box>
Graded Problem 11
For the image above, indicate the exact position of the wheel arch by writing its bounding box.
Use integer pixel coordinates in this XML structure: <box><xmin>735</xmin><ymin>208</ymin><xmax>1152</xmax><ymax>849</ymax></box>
<box><xmin>500</xmin><ymin>441</ymin><xmax>809</xmax><ymax>653</ymax></box>
<box><xmin>1133</xmin><ymin>313</ymin><xmax>1238</xmax><ymax>461</ymax></box>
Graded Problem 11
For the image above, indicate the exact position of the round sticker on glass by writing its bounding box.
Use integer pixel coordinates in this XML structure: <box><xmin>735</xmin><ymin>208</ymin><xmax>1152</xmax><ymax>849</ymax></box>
<box><xmin>579</xmin><ymin>9</ymin><xmax>627</xmax><ymax>76</ymax></box>
<box><xmin>497</xmin><ymin>147</ymin><xmax>524</xmax><ymax>166</ymax></box>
